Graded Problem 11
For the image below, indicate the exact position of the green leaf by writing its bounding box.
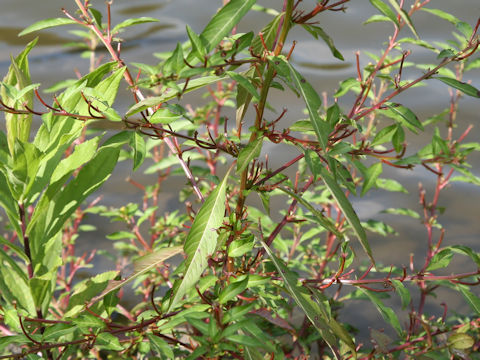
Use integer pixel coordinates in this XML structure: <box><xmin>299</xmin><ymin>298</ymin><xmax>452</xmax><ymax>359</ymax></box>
<box><xmin>359</xmin><ymin>288</ymin><xmax>402</xmax><ymax>335</ymax></box>
<box><xmin>456</xmin><ymin>285</ymin><xmax>480</xmax><ymax>315</ymax></box>
<box><xmin>450</xmin><ymin>245</ymin><xmax>480</xmax><ymax>266</ymax></box>
<box><xmin>90</xmin><ymin>246</ymin><xmax>182</xmax><ymax>305</ymax></box>
<box><xmin>18</xmin><ymin>18</ymin><xmax>77</xmax><ymax>36</ymax></box>
<box><xmin>219</xmin><ymin>276</ymin><xmax>249</xmax><ymax>304</ymax></box>
<box><xmin>236</xmin><ymin>137</ymin><xmax>263</xmax><ymax>174</ymax></box>
<box><xmin>382</xmin><ymin>103</ymin><xmax>424</xmax><ymax>133</ymax></box>
<box><xmin>447</xmin><ymin>333</ymin><xmax>475</xmax><ymax>350</ymax></box>
<box><xmin>186</xmin><ymin>25</ymin><xmax>206</xmax><ymax>61</ymax></box>
<box><xmin>371</xmin><ymin>124</ymin><xmax>397</xmax><ymax>146</ymax></box>
<box><xmin>278</xmin><ymin>185</ymin><xmax>341</xmax><ymax>237</ymax></box>
<box><xmin>226</xmin><ymin>71</ymin><xmax>260</xmax><ymax>101</ymax></box>
<box><xmin>65</xmin><ymin>271</ymin><xmax>118</xmax><ymax>318</ymax></box>
<box><xmin>89</xmin><ymin>8</ymin><xmax>103</xmax><ymax>29</ymax></box>
<box><xmin>168</xmin><ymin>167</ymin><xmax>231</xmax><ymax>310</ymax></box>
<box><xmin>317</xmin><ymin>165</ymin><xmax>374</xmax><ymax>265</ymax></box>
<box><xmin>163</xmin><ymin>42</ymin><xmax>185</xmax><ymax>75</ymax></box>
<box><xmin>434</xmin><ymin>77</ymin><xmax>480</xmax><ymax>98</ymax></box>
<box><xmin>362</xmin><ymin>162</ymin><xmax>383</xmax><ymax>196</ymax></box>
<box><xmin>131</xmin><ymin>131</ymin><xmax>146</xmax><ymax>171</ymax></box>
<box><xmin>111</xmin><ymin>17</ymin><xmax>159</xmax><ymax>34</ymax></box>
<box><xmin>382</xmin><ymin>207</ymin><xmax>420</xmax><ymax>219</ymax></box>
<box><xmin>421</xmin><ymin>8</ymin><xmax>460</xmax><ymax>26</ymax></box>
<box><xmin>369</xmin><ymin>0</ymin><xmax>399</xmax><ymax>27</ymax></box>
<box><xmin>364</xmin><ymin>14</ymin><xmax>392</xmax><ymax>25</ymax></box>
<box><xmin>335</xmin><ymin>77</ymin><xmax>360</xmax><ymax>97</ymax></box>
<box><xmin>387</xmin><ymin>0</ymin><xmax>418</xmax><ymax>38</ymax></box>
<box><xmin>272</xmin><ymin>56</ymin><xmax>329</xmax><ymax>149</ymax></box>
<box><xmin>261</xmin><ymin>241</ymin><xmax>341</xmax><ymax>359</ymax></box>
<box><xmin>0</xmin><ymin>255</ymin><xmax>36</xmax><ymax>315</ymax></box>
<box><xmin>147</xmin><ymin>333</ymin><xmax>174</xmax><ymax>358</ymax></box>
<box><xmin>0</xmin><ymin>235</ymin><xmax>28</xmax><ymax>262</ymax></box>
<box><xmin>252</xmin><ymin>13</ymin><xmax>283</xmax><ymax>55</ymax></box>
<box><xmin>376</xmin><ymin>178</ymin><xmax>407</xmax><ymax>193</ymax></box>
<box><xmin>126</xmin><ymin>75</ymin><xmax>226</xmax><ymax>116</ymax></box>
<box><xmin>42</xmin><ymin>323</ymin><xmax>77</xmax><ymax>342</ymax></box>
<box><xmin>200</xmin><ymin>0</ymin><xmax>256</xmax><ymax>53</ymax></box>
<box><xmin>302</xmin><ymin>25</ymin><xmax>344</xmax><ymax>60</ymax></box>
<box><xmin>27</xmin><ymin>142</ymin><xmax>121</xmax><ymax>257</ymax></box>
<box><xmin>2</xmin><ymin>39</ymin><xmax>37</xmax><ymax>155</ymax></box>
<box><xmin>96</xmin><ymin>333</ymin><xmax>124</xmax><ymax>351</ymax></box>
<box><xmin>228</xmin><ymin>235</ymin><xmax>255</xmax><ymax>257</ymax></box>
<box><xmin>391</xmin><ymin>279</ymin><xmax>411</xmax><ymax>310</ymax></box>
<box><xmin>426</xmin><ymin>248</ymin><xmax>453</xmax><ymax>271</ymax></box>
<box><xmin>49</xmin><ymin>136</ymin><xmax>101</xmax><ymax>186</ymax></box>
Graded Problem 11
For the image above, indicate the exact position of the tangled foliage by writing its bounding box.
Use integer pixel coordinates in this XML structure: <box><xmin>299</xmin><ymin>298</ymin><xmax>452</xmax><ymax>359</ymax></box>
<box><xmin>0</xmin><ymin>1</ymin><xmax>479</xmax><ymax>359</ymax></box>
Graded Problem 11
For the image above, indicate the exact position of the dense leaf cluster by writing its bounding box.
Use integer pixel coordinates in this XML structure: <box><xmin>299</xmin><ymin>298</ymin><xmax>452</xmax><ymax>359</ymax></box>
<box><xmin>1</xmin><ymin>0</ymin><xmax>479</xmax><ymax>359</ymax></box>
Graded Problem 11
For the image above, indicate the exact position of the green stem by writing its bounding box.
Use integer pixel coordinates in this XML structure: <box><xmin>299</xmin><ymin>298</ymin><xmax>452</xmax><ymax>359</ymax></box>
<box><xmin>234</xmin><ymin>0</ymin><xmax>294</xmax><ymax>221</ymax></box>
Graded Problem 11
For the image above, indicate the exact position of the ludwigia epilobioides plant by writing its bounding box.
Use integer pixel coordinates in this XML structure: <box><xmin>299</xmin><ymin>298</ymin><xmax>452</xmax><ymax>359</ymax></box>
<box><xmin>0</xmin><ymin>0</ymin><xmax>479</xmax><ymax>358</ymax></box>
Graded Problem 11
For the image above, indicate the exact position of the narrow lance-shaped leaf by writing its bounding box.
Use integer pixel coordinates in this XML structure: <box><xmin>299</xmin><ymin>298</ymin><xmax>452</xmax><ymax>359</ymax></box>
<box><xmin>168</xmin><ymin>167</ymin><xmax>231</xmax><ymax>311</ymax></box>
<box><xmin>111</xmin><ymin>17</ymin><xmax>159</xmax><ymax>34</ymax></box>
<box><xmin>131</xmin><ymin>131</ymin><xmax>146</xmax><ymax>171</ymax></box>
<box><xmin>273</xmin><ymin>56</ymin><xmax>329</xmax><ymax>149</ymax></box>
<box><xmin>302</xmin><ymin>25</ymin><xmax>344</xmax><ymax>60</ymax></box>
<box><xmin>434</xmin><ymin>77</ymin><xmax>480</xmax><ymax>98</ymax></box>
<box><xmin>261</xmin><ymin>240</ymin><xmax>341</xmax><ymax>360</ymax></box>
<box><xmin>457</xmin><ymin>285</ymin><xmax>480</xmax><ymax>316</ymax></box>
<box><xmin>200</xmin><ymin>0</ymin><xmax>256</xmax><ymax>53</ymax></box>
<box><xmin>277</xmin><ymin>186</ymin><xmax>341</xmax><ymax>237</ymax></box>
<box><xmin>317</xmin><ymin>164</ymin><xmax>375</xmax><ymax>265</ymax></box>
<box><xmin>387</xmin><ymin>0</ymin><xmax>419</xmax><ymax>38</ymax></box>
<box><xmin>18</xmin><ymin>18</ymin><xmax>77</xmax><ymax>36</ymax></box>
<box><xmin>226</xmin><ymin>71</ymin><xmax>260</xmax><ymax>101</ymax></box>
<box><xmin>186</xmin><ymin>25</ymin><xmax>206</xmax><ymax>62</ymax></box>
<box><xmin>369</xmin><ymin>0</ymin><xmax>400</xmax><ymax>27</ymax></box>
<box><xmin>383</xmin><ymin>103</ymin><xmax>424</xmax><ymax>133</ymax></box>
<box><xmin>359</xmin><ymin>288</ymin><xmax>402</xmax><ymax>336</ymax></box>
<box><xmin>361</xmin><ymin>162</ymin><xmax>383</xmax><ymax>196</ymax></box>
<box><xmin>2</xmin><ymin>39</ymin><xmax>37</xmax><ymax>154</ymax></box>
<box><xmin>89</xmin><ymin>246</ymin><xmax>183</xmax><ymax>305</ymax></box>
<box><xmin>126</xmin><ymin>75</ymin><xmax>226</xmax><ymax>116</ymax></box>
<box><xmin>236</xmin><ymin>137</ymin><xmax>263</xmax><ymax>174</ymax></box>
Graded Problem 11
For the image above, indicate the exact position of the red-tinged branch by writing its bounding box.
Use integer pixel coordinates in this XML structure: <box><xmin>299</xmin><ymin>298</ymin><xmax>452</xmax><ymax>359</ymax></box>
<box><xmin>67</xmin><ymin>1</ymin><xmax>205</xmax><ymax>202</ymax></box>
<box><xmin>303</xmin><ymin>269</ymin><xmax>480</xmax><ymax>288</ymax></box>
